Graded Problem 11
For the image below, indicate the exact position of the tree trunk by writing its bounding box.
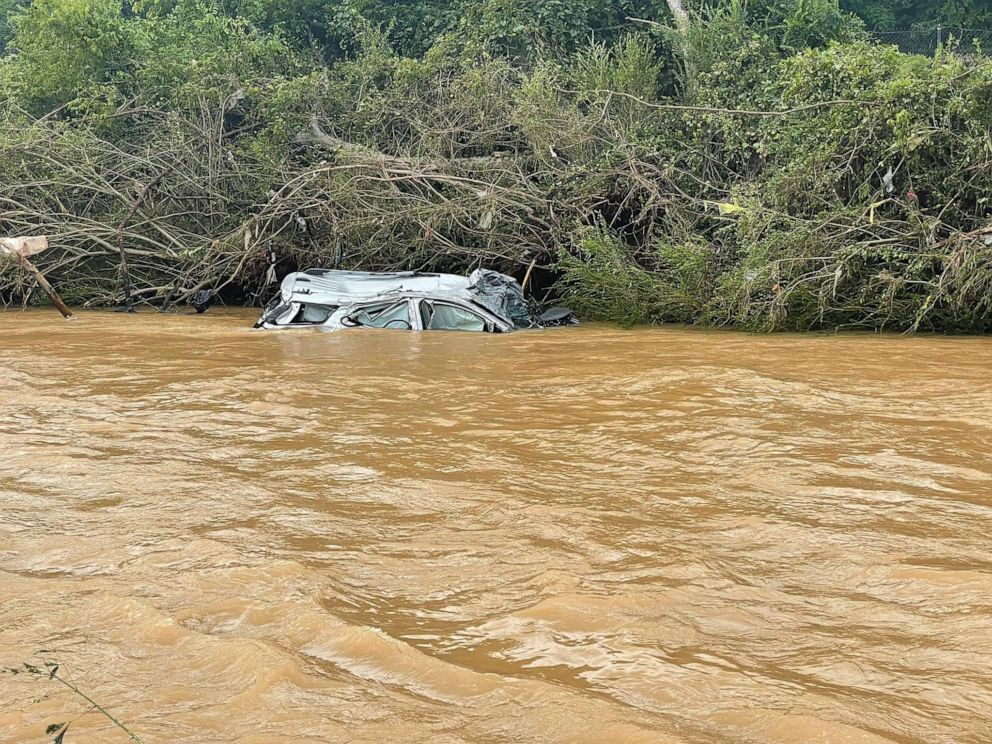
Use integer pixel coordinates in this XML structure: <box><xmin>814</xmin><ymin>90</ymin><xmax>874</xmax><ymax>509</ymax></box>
<box><xmin>666</xmin><ymin>0</ymin><xmax>695</xmax><ymax>92</ymax></box>
<box><xmin>666</xmin><ymin>0</ymin><xmax>690</xmax><ymax>36</ymax></box>
<box><xmin>1</xmin><ymin>236</ymin><xmax>77</xmax><ymax>320</ymax></box>
<box><xmin>14</xmin><ymin>253</ymin><xmax>77</xmax><ymax>320</ymax></box>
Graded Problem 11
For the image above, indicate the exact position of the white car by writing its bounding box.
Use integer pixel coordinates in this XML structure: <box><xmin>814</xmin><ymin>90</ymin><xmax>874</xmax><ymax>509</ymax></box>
<box><xmin>254</xmin><ymin>268</ymin><xmax>575</xmax><ymax>332</ymax></box>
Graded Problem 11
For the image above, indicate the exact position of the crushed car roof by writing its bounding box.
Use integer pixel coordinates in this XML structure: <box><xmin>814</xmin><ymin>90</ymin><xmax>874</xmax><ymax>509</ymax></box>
<box><xmin>289</xmin><ymin>270</ymin><xmax>473</xmax><ymax>303</ymax></box>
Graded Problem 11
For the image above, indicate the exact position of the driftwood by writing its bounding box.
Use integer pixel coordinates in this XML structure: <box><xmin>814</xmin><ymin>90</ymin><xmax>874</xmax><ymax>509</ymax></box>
<box><xmin>521</xmin><ymin>257</ymin><xmax>538</xmax><ymax>296</ymax></box>
<box><xmin>1</xmin><ymin>236</ymin><xmax>49</xmax><ymax>258</ymax></box>
<box><xmin>1</xmin><ymin>237</ymin><xmax>77</xmax><ymax>320</ymax></box>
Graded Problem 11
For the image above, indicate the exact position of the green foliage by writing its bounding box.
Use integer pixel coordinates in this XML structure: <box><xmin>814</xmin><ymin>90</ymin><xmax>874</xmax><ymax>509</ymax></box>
<box><xmin>450</xmin><ymin>0</ymin><xmax>628</xmax><ymax>60</ymax></box>
<box><xmin>698</xmin><ymin>0</ymin><xmax>862</xmax><ymax>51</ymax></box>
<box><xmin>558</xmin><ymin>228</ymin><xmax>670</xmax><ymax>326</ymax></box>
<box><xmin>129</xmin><ymin>0</ymin><xmax>299</xmax><ymax>109</ymax></box>
<box><xmin>1</xmin><ymin>0</ymin><xmax>991</xmax><ymax>331</ymax></box>
<box><xmin>840</xmin><ymin>0</ymin><xmax>992</xmax><ymax>31</ymax></box>
<box><xmin>0</xmin><ymin>0</ymin><xmax>27</xmax><ymax>52</ymax></box>
<box><xmin>573</xmin><ymin>34</ymin><xmax>663</xmax><ymax>100</ymax></box>
<box><xmin>557</xmin><ymin>27</ymin><xmax>992</xmax><ymax>332</ymax></box>
<box><xmin>2</xmin><ymin>0</ymin><xmax>132</xmax><ymax>114</ymax></box>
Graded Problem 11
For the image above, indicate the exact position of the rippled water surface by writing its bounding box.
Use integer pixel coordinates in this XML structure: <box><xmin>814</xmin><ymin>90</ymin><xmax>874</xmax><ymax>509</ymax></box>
<box><xmin>2</xmin><ymin>309</ymin><xmax>992</xmax><ymax>743</ymax></box>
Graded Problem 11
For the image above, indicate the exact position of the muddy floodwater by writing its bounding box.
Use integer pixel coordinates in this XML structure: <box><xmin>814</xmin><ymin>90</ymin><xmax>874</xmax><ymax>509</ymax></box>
<box><xmin>2</xmin><ymin>309</ymin><xmax>992</xmax><ymax>743</ymax></box>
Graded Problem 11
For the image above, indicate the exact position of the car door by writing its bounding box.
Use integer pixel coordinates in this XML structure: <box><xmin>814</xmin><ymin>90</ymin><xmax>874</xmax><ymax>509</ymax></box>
<box><xmin>346</xmin><ymin>299</ymin><xmax>415</xmax><ymax>330</ymax></box>
<box><xmin>417</xmin><ymin>299</ymin><xmax>502</xmax><ymax>332</ymax></box>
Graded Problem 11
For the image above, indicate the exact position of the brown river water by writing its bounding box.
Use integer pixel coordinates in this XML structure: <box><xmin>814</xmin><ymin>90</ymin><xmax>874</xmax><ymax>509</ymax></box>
<box><xmin>2</xmin><ymin>309</ymin><xmax>992</xmax><ymax>743</ymax></box>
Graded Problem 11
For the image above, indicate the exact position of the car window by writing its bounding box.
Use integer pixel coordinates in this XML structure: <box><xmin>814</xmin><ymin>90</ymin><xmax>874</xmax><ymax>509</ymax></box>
<box><xmin>293</xmin><ymin>303</ymin><xmax>336</xmax><ymax>324</ymax></box>
<box><xmin>422</xmin><ymin>301</ymin><xmax>487</xmax><ymax>332</ymax></box>
<box><xmin>354</xmin><ymin>301</ymin><xmax>411</xmax><ymax>329</ymax></box>
<box><xmin>419</xmin><ymin>300</ymin><xmax>434</xmax><ymax>328</ymax></box>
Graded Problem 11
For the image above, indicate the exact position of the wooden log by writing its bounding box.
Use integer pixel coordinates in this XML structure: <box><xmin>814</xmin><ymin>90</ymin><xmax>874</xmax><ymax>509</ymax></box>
<box><xmin>521</xmin><ymin>257</ymin><xmax>538</xmax><ymax>296</ymax></box>
<box><xmin>1</xmin><ymin>236</ymin><xmax>77</xmax><ymax>320</ymax></box>
<box><xmin>293</xmin><ymin>116</ymin><xmax>510</xmax><ymax>171</ymax></box>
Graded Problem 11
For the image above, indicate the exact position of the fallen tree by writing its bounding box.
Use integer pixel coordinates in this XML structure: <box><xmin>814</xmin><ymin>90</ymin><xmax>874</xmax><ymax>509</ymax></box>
<box><xmin>0</xmin><ymin>236</ymin><xmax>75</xmax><ymax>318</ymax></box>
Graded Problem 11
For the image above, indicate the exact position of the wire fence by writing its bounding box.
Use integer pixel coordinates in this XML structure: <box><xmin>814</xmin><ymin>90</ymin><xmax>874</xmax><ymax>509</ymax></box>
<box><xmin>868</xmin><ymin>27</ymin><xmax>992</xmax><ymax>56</ymax></box>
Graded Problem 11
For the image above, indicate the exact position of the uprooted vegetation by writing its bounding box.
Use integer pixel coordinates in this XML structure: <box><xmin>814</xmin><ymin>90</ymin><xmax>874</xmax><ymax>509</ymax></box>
<box><xmin>1</xmin><ymin>0</ymin><xmax>991</xmax><ymax>331</ymax></box>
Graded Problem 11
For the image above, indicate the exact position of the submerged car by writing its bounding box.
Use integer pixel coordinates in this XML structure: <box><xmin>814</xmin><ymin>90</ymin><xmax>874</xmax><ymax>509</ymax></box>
<box><xmin>254</xmin><ymin>268</ymin><xmax>576</xmax><ymax>333</ymax></box>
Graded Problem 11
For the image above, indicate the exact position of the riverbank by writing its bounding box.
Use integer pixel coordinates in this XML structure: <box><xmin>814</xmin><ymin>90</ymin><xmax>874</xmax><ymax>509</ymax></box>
<box><xmin>3</xmin><ymin>4</ymin><xmax>991</xmax><ymax>333</ymax></box>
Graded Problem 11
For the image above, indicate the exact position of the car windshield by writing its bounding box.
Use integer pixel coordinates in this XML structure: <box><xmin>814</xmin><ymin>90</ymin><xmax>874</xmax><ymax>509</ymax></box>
<box><xmin>420</xmin><ymin>301</ymin><xmax>486</xmax><ymax>332</ymax></box>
